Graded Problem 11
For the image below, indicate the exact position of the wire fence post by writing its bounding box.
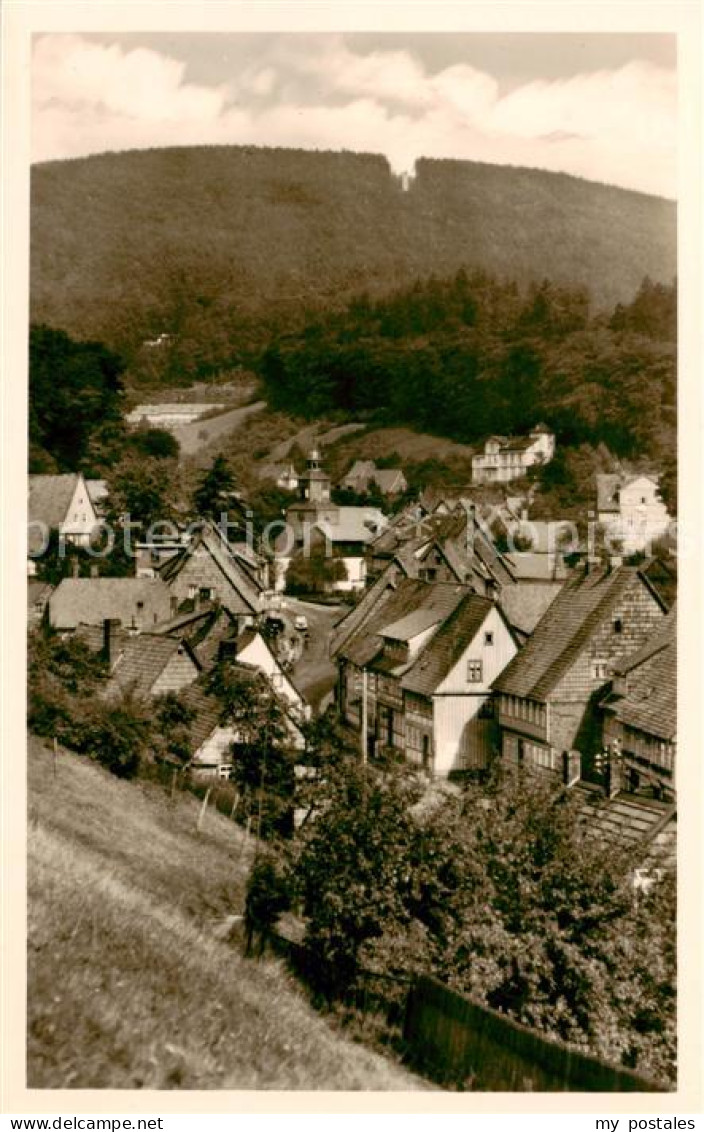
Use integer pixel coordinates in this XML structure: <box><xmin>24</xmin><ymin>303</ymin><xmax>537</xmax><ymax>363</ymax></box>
<box><xmin>197</xmin><ymin>786</ymin><xmax>212</xmax><ymax>833</ymax></box>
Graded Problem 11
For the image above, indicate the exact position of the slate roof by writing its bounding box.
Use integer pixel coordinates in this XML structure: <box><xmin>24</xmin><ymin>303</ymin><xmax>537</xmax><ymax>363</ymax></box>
<box><xmin>601</xmin><ymin>608</ymin><xmax>676</xmax><ymax>740</ymax></box>
<box><xmin>338</xmin><ymin>579</ymin><xmax>470</xmax><ymax>669</ymax></box>
<box><xmin>29</xmin><ymin>474</ymin><xmax>81</xmax><ymax>529</ymax></box>
<box><xmin>382</xmin><ymin>606</ymin><xmax>449</xmax><ymax>642</ymax></box>
<box><xmin>492</xmin><ymin>565</ymin><xmax>665</xmax><ymax>701</ymax></box>
<box><xmin>329</xmin><ymin>562</ymin><xmax>406</xmax><ymax>658</ymax></box>
<box><xmin>177</xmin><ymin>684</ymin><xmax>226</xmax><ymax>750</ymax></box>
<box><xmin>401</xmin><ymin>593</ymin><xmax>496</xmax><ymax>697</ymax></box>
<box><xmin>497</xmin><ymin>581</ymin><xmax>564</xmax><ymax>637</ymax></box>
<box><xmin>159</xmin><ymin>522</ymin><xmax>262</xmax><ymax>612</ymax></box>
<box><xmin>75</xmin><ymin>624</ymin><xmax>201</xmax><ymax>699</ymax></box>
<box><xmin>152</xmin><ymin>603</ymin><xmax>239</xmax><ymax>668</ymax></box>
<box><xmin>49</xmin><ymin>577</ymin><xmax>172</xmax><ymax>630</ymax></box>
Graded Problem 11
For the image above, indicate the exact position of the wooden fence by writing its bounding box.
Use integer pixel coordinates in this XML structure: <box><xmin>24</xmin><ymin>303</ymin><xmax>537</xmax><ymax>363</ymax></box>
<box><xmin>403</xmin><ymin>976</ymin><xmax>667</xmax><ymax>1092</ymax></box>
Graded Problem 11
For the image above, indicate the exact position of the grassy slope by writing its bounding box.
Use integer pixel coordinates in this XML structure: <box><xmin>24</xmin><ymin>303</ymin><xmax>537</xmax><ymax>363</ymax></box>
<box><xmin>31</xmin><ymin>147</ymin><xmax>676</xmax><ymax>361</ymax></box>
<box><xmin>27</xmin><ymin>737</ymin><xmax>424</xmax><ymax>1090</ymax></box>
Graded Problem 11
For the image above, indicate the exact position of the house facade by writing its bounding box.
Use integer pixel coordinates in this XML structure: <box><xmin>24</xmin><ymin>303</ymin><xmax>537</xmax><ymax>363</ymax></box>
<box><xmin>492</xmin><ymin>564</ymin><xmax>666</xmax><ymax>778</ymax></box>
<box><xmin>76</xmin><ymin>620</ymin><xmax>201</xmax><ymax>700</ymax></box>
<box><xmin>336</xmin><ymin>581</ymin><xmax>518</xmax><ymax>777</ymax></box>
<box><xmin>28</xmin><ymin>474</ymin><xmax>100</xmax><ymax>570</ymax></box>
<box><xmin>158</xmin><ymin>522</ymin><xmax>262</xmax><ymax>629</ymax></box>
<box><xmin>471</xmin><ymin>425</ymin><xmax>555</xmax><ymax>484</ymax></box>
<box><xmin>596</xmin><ymin>473</ymin><xmax>671</xmax><ymax>554</ymax></box>
<box><xmin>599</xmin><ymin>608</ymin><xmax>676</xmax><ymax>800</ymax></box>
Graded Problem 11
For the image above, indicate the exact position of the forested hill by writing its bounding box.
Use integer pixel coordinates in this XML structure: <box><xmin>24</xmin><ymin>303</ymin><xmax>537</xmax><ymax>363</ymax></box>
<box><xmin>31</xmin><ymin>146</ymin><xmax>675</xmax><ymax>377</ymax></box>
<box><xmin>259</xmin><ymin>271</ymin><xmax>677</xmax><ymax>500</ymax></box>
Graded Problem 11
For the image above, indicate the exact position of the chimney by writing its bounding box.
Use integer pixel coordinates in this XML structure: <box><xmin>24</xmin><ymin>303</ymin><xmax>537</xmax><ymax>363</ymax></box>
<box><xmin>90</xmin><ymin>563</ymin><xmax>100</xmax><ymax>578</ymax></box>
<box><xmin>102</xmin><ymin>618</ymin><xmax>120</xmax><ymax>667</ymax></box>
<box><xmin>486</xmin><ymin>577</ymin><xmax>500</xmax><ymax>601</ymax></box>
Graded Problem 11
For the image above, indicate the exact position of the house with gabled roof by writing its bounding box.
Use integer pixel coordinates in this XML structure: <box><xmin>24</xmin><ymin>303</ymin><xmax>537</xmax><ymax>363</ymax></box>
<box><xmin>158</xmin><ymin>521</ymin><xmax>262</xmax><ymax>629</ymax></box>
<box><xmin>151</xmin><ymin>601</ymin><xmax>239</xmax><ymax>668</ymax></box>
<box><xmin>75</xmin><ymin>620</ymin><xmax>201</xmax><ymax>700</ymax></box>
<box><xmin>596</xmin><ymin>471</ymin><xmax>671</xmax><ymax>554</ymax></box>
<box><xmin>491</xmin><ymin>563</ymin><xmax>667</xmax><ymax>779</ymax></box>
<box><xmin>335</xmin><ymin>579</ymin><xmax>518</xmax><ymax>776</ymax></box>
<box><xmin>223</xmin><ymin>627</ymin><xmax>310</xmax><ymax>723</ymax></box>
<box><xmin>472</xmin><ymin>424</ymin><xmax>555</xmax><ymax>484</ymax></box>
<box><xmin>340</xmin><ymin>460</ymin><xmax>407</xmax><ymax>497</ymax></box>
<box><xmin>180</xmin><ymin>672</ymin><xmax>306</xmax><ymax>781</ymax></box>
<box><xmin>28</xmin><ymin>473</ymin><xmax>100</xmax><ymax>570</ymax></box>
<box><xmin>599</xmin><ymin>606</ymin><xmax>676</xmax><ymax>800</ymax></box>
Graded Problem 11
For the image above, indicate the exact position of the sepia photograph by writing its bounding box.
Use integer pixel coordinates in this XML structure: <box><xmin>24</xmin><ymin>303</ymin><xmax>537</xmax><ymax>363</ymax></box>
<box><xmin>4</xmin><ymin>10</ymin><xmax>698</xmax><ymax>1108</ymax></box>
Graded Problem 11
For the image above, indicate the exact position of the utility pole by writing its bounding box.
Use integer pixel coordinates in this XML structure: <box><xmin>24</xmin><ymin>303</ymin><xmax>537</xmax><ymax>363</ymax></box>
<box><xmin>360</xmin><ymin>667</ymin><xmax>368</xmax><ymax>766</ymax></box>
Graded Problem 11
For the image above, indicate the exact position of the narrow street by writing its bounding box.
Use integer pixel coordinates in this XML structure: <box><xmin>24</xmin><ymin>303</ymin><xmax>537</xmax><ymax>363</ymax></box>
<box><xmin>283</xmin><ymin>595</ymin><xmax>346</xmax><ymax>712</ymax></box>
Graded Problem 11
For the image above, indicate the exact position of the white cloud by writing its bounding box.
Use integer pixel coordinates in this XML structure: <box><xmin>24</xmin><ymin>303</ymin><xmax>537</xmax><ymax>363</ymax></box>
<box><xmin>31</xmin><ymin>34</ymin><xmax>676</xmax><ymax>198</ymax></box>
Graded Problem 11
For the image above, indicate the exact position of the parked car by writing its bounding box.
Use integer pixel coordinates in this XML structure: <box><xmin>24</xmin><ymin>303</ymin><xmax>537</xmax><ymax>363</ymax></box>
<box><xmin>294</xmin><ymin>614</ymin><xmax>308</xmax><ymax>632</ymax></box>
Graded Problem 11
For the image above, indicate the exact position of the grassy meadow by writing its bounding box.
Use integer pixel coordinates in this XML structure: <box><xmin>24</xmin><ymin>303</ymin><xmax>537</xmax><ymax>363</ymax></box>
<box><xmin>27</xmin><ymin>737</ymin><xmax>425</xmax><ymax>1090</ymax></box>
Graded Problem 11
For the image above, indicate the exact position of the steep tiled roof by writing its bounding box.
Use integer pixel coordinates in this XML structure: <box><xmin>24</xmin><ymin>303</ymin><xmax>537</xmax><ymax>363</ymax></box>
<box><xmin>175</xmin><ymin>684</ymin><xmax>224</xmax><ymax>750</ymax></box>
<box><xmin>329</xmin><ymin>562</ymin><xmax>407</xmax><ymax>657</ymax></box>
<box><xmin>75</xmin><ymin>624</ymin><xmax>200</xmax><ymax>699</ymax></box>
<box><xmin>492</xmin><ymin>566</ymin><xmax>663</xmax><ymax>701</ymax></box>
<box><xmin>401</xmin><ymin>593</ymin><xmax>496</xmax><ymax>697</ymax></box>
<box><xmin>338</xmin><ymin>579</ymin><xmax>470</xmax><ymax>669</ymax></box>
<box><xmin>49</xmin><ymin>577</ymin><xmax>172</xmax><ymax>630</ymax></box>
<box><xmin>159</xmin><ymin>522</ymin><xmax>262</xmax><ymax>612</ymax></box>
<box><xmin>29</xmin><ymin>474</ymin><xmax>80</xmax><ymax>529</ymax></box>
<box><xmin>602</xmin><ymin>608</ymin><xmax>676</xmax><ymax>740</ymax></box>
<box><xmin>498</xmin><ymin>581</ymin><xmax>564</xmax><ymax>636</ymax></box>
<box><xmin>382</xmin><ymin>606</ymin><xmax>449</xmax><ymax>642</ymax></box>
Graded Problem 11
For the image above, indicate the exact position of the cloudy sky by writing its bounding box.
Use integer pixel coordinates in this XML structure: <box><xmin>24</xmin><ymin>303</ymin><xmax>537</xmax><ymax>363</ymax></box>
<box><xmin>32</xmin><ymin>32</ymin><xmax>677</xmax><ymax>198</ymax></box>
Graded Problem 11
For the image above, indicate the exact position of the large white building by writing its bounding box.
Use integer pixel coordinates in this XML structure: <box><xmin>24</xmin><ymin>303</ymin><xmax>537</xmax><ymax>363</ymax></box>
<box><xmin>596</xmin><ymin>473</ymin><xmax>671</xmax><ymax>554</ymax></box>
<box><xmin>471</xmin><ymin>424</ymin><xmax>555</xmax><ymax>484</ymax></box>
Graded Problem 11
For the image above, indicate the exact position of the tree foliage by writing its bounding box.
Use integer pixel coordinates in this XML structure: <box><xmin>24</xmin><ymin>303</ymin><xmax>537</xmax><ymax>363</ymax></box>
<box><xmin>290</xmin><ymin>758</ymin><xmax>676</xmax><ymax>1084</ymax></box>
<box><xmin>29</xmin><ymin>325</ymin><xmax>126</xmax><ymax>473</ymax></box>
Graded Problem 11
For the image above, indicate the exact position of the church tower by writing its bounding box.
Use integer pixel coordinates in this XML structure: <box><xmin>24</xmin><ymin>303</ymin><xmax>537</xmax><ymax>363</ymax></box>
<box><xmin>299</xmin><ymin>447</ymin><xmax>331</xmax><ymax>505</ymax></box>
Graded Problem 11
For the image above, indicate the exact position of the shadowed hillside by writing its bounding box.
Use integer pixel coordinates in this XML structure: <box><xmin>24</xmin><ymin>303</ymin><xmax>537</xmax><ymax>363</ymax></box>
<box><xmin>27</xmin><ymin>736</ymin><xmax>426</xmax><ymax>1090</ymax></box>
<box><xmin>31</xmin><ymin>146</ymin><xmax>676</xmax><ymax>377</ymax></box>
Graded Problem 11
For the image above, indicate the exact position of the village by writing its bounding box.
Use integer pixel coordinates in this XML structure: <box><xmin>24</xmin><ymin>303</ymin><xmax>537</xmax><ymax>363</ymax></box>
<box><xmin>28</xmin><ymin>416</ymin><xmax>676</xmax><ymax>854</ymax></box>
<box><xmin>24</xmin><ymin>331</ymin><xmax>681</xmax><ymax>1093</ymax></box>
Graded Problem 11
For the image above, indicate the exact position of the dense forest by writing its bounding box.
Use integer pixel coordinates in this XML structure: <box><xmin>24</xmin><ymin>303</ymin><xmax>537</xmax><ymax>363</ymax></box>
<box><xmin>258</xmin><ymin>271</ymin><xmax>676</xmax><ymax>470</ymax></box>
<box><xmin>31</xmin><ymin>147</ymin><xmax>675</xmax><ymax>382</ymax></box>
